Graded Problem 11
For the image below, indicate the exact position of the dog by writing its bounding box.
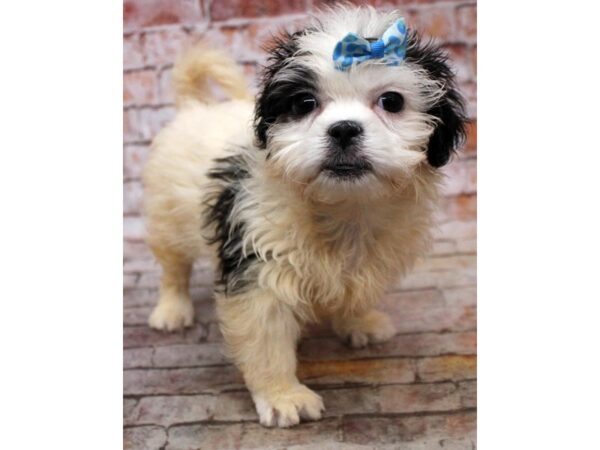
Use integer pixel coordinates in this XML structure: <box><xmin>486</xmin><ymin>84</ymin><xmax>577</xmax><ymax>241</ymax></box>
<box><xmin>142</xmin><ymin>5</ymin><xmax>466</xmax><ymax>428</ymax></box>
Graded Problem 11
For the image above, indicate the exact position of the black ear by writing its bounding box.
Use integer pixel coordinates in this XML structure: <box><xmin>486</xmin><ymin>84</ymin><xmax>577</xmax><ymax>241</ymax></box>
<box><xmin>254</xmin><ymin>30</ymin><xmax>318</xmax><ymax>149</ymax></box>
<box><xmin>405</xmin><ymin>32</ymin><xmax>468</xmax><ymax>167</ymax></box>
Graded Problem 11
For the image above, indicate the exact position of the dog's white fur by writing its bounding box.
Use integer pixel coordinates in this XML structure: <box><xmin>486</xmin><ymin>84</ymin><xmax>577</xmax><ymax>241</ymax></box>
<box><xmin>143</xmin><ymin>6</ymin><xmax>450</xmax><ymax>427</ymax></box>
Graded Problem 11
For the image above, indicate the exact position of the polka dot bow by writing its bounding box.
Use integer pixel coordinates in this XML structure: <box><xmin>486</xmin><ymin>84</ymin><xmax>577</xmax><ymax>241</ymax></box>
<box><xmin>332</xmin><ymin>18</ymin><xmax>408</xmax><ymax>71</ymax></box>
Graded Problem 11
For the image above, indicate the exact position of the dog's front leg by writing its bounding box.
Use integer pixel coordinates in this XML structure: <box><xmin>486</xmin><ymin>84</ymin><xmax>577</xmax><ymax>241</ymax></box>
<box><xmin>217</xmin><ymin>290</ymin><xmax>324</xmax><ymax>428</ymax></box>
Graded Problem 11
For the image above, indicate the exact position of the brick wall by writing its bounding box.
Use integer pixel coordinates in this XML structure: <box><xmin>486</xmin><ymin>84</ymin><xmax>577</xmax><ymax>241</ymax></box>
<box><xmin>123</xmin><ymin>0</ymin><xmax>477</xmax><ymax>264</ymax></box>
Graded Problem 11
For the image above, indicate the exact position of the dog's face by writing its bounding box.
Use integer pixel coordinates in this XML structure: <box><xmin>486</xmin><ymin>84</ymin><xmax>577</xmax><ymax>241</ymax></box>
<box><xmin>255</xmin><ymin>7</ymin><xmax>466</xmax><ymax>200</ymax></box>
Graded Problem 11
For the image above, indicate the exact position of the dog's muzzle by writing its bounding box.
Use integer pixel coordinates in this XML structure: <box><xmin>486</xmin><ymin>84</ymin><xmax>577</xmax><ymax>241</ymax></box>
<box><xmin>323</xmin><ymin>120</ymin><xmax>372</xmax><ymax>179</ymax></box>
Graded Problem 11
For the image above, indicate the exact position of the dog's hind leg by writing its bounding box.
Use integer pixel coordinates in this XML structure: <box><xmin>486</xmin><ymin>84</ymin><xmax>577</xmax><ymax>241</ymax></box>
<box><xmin>148</xmin><ymin>248</ymin><xmax>194</xmax><ymax>331</ymax></box>
<box><xmin>332</xmin><ymin>309</ymin><xmax>396</xmax><ymax>349</ymax></box>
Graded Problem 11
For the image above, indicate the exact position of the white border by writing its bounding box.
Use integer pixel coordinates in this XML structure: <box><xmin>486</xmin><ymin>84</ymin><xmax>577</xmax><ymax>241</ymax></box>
<box><xmin>0</xmin><ymin>1</ymin><xmax>122</xmax><ymax>448</ymax></box>
<box><xmin>480</xmin><ymin>0</ymin><xmax>600</xmax><ymax>448</ymax></box>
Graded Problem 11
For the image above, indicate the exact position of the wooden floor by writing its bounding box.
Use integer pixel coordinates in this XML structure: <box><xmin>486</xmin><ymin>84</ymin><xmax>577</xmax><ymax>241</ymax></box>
<box><xmin>123</xmin><ymin>195</ymin><xmax>477</xmax><ymax>450</ymax></box>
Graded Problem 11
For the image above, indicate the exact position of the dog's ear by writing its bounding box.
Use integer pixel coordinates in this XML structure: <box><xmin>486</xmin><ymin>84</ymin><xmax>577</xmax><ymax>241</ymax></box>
<box><xmin>405</xmin><ymin>32</ymin><xmax>468</xmax><ymax>167</ymax></box>
<box><xmin>254</xmin><ymin>30</ymin><xmax>317</xmax><ymax>149</ymax></box>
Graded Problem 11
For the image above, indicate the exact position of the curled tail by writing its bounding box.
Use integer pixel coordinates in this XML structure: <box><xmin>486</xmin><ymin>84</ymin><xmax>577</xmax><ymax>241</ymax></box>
<box><xmin>172</xmin><ymin>41</ymin><xmax>251</xmax><ymax>107</ymax></box>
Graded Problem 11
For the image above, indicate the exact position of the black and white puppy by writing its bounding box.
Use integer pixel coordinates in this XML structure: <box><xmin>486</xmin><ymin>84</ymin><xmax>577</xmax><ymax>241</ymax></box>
<box><xmin>143</xmin><ymin>5</ymin><xmax>466</xmax><ymax>428</ymax></box>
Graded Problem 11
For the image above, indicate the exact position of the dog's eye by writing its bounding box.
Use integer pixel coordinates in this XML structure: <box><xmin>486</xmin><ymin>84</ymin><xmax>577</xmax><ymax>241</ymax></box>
<box><xmin>291</xmin><ymin>93</ymin><xmax>318</xmax><ymax>116</ymax></box>
<box><xmin>377</xmin><ymin>92</ymin><xmax>404</xmax><ymax>113</ymax></box>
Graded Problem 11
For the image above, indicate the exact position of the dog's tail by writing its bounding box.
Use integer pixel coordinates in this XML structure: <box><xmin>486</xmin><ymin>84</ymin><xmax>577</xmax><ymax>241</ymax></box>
<box><xmin>172</xmin><ymin>41</ymin><xmax>251</xmax><ymax>107</ymax></box>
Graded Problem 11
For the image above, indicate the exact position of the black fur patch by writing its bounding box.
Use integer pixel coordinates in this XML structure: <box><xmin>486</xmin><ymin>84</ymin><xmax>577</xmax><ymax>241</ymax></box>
<box><xmin>203</xmin><ymin>153</ymin><xmax>257</xmax><ymax>295</ymax></box>
<box><xmin>255</xmin><ymin>30</ymin><xmax>319</xmax><ymax>148</ymax></box>
<box><xmin>405</xmin><ymin>31</ymin><xmax>468</xmax><ymax>167</ymax></box>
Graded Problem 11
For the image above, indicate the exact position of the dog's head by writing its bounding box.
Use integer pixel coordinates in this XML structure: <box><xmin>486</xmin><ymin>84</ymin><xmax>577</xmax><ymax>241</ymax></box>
<box><xmin>255</xmin><ymin>6</ymin><xmax>467</xmax><ymax>200</ymax></box>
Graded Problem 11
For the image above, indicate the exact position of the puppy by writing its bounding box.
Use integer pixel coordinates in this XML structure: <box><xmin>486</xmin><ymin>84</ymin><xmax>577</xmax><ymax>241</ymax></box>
<box><xmin>143</xmin><ymin>5</ymin><xmax>466</xmax><ymax>428</ymax></box>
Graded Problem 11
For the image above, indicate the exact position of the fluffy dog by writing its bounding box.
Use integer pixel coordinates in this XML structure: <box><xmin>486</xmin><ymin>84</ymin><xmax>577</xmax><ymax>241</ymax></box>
<box><xmin>143</xmin><ymin>5</ymin><xmax>466</xmax><ymax>428</ymax></box>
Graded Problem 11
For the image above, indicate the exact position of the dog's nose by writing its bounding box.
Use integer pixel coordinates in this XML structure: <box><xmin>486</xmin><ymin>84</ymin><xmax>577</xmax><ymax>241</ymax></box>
<box><xmin>328</xmin><ymin>120</ymin><xmax>363</xmax><ymax>148</ymax></box>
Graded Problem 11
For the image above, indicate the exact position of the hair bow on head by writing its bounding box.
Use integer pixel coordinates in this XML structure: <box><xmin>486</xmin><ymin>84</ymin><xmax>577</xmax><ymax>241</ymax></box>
<box><xmin>332</xmin><ymin>18</ymin><xmax>408</xmax><ymax>71</ymax></box>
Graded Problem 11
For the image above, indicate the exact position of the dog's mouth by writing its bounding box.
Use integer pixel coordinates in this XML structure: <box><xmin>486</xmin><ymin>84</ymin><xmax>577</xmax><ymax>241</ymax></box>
<box><xmin>321</xmin><ymin>162</ymin><xmax>373</xmax><ymax>179</ymax></box>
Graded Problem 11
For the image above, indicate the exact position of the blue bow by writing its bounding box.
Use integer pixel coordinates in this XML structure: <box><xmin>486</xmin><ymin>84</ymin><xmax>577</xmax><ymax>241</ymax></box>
<box><xmin>332</xmin><ymin>18</ymin><xmax>408</xmax><ymax>71</ymax></box>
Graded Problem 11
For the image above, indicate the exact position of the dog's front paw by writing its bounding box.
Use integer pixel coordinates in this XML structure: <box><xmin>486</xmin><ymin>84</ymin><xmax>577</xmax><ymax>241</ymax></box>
<box><xmin>252</xmin><ymin>384</ymin><xmax>325</xmax><ymax>428</ymax></box>
<box><xmin>148</xmin><ymin>299</ymin><xmax>194</xmax><ymax>331</ymax></box>
<box><xmin>334</xmin><ymin>310</ymin><xmax>396</xmax><ymax>348</ymax></box>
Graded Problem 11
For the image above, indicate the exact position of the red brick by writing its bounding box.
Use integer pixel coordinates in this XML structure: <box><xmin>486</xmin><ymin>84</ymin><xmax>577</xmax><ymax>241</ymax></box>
<box><xmin>167</xmin><ymin>423</ymin><xmax>245</xmax><ymax>450</ymax></box>
<box><xmin>124</xmin><ymin>70</ymin><xmax>158</xmax><ymax>106</ymax></box>
<box><xmin>124</xmin><ymin>241</ymin><xmax>154</xmax><ymax>264</ymax></box>
<box><xmin>126</xmin><ymin>392</ymin><xmax>254</xmax><ymax>425</ymax></box>
<box><xmin>123</xmin><ymin>347</ymin><xmax>154</xmax><ymax>369</ymax></box>
<box><xmin>124</xmin><ymin>246</ymin><xmax>152</xmax><ymax>267</ymax></box>
<box><xmin>123</xmin><ymin>425</ymin><xmax>166</xmax><ymax>450</ymax></box>
<box><xmin>203</xmin><ymin>25</ymin><xmax>262</xmax><ymax>63</ymax></box>
<box><xmin>206</xmin><ymin>322</ymin><xmax>223</xmax><ymax>341</ymax></box>
<box><xmin>461</xmin><ymin>80</ymin><xmax>477</xmax><ymax>118</ymax></box>
<box><xmin>313</xmin><ymin>0</ymin><xmax>449</xmax><ymax>10</ymax></box>
<box><xmin>456</xmin><ymin>4</ymin><xmax>476</xmax><ymax>42</ymax></box>
<box><xmin>124</xmin><ymin>285</ymin><xmax>212</xmax><ymax>308</ymax></box>
<box><xmin>137</xmin><ymin>106</ymin><xmax>176</xmax><ymax>141</ymax></box>
<box><xmin>299</xmin><ymin>330</ymin><xmax>476</xmax><ymax>361</ymax></box>
<box><xmin>435</xmin><ymin>219</ymin><xmax>476</xmax><ymax>242</ymax></box>
<box><xmin>169</xmin><ymin>420</ymin><xmax>341</xmax><ymax>449</ymax></box>
<box><xmin>126</xmin><ymin>268</ymin><xmax>159</xmax><ymax>288</ymax></box>
<box><xmin>212</xmin><ymin>391</ymin><xmax>266</xmax><ymax>421</ymax></box>
<box><xmin>241</xmin><ymin>62</ymin><xmax>260</xmax><ymax>90</ymax></box>
<box><xmin>431</xmin><ymin>239</ymin><xmax>459</xmax><ymax>256</ymax></box>
<box><xmin>407</xmin><ymin>5</ymin><xmax>457</xmax><ymax>42</ymax></box>
<box><xmin>124</xmin><ymin>399</ymin><xmax>138</xmax><ymax>422</ymax></box>
<box><xmin>204</xmin><ymin>17</ymin><xmax>310</xmax><ymax>64</ymax></box>
<box><xmin>441</xmin><ymin>159</ymin><xmax>477</xmax><ymax>197</ymax></box>
<box><xmin>442</xmin><ymin>286</ymin><xmax>477</xmax><ymax>308</ymax></box>
<box><xmin>439</xmin><ymin>438</ymin><xmax>478</xmax><ymax>450</ymax></box>
<box><xmin>439</xmin><ymin>194</ymin><xmax>477</xmax><ymax>222</ymax></box>
<box><xmin>157</xmin><ymin>67</ymin><xmax>174</xmax><ymax>104</ymax></box>
<box><xmin>123</xmin><ymin>215</ymin><xmax>145</xmax><ymax>241</ymax></box>
<box><xmin>125</xmin><ymin>356</ymin><xmax>430</xmax><ymax>396</ymax></box>
<box><xmin>152</xmin><ymin>342</ymin><xmax>227</xmax><ymax>367</ymax></box>
<box><xmin>377</xmin><ymin>382</ymin><xmax>467</xmax><ymax>414</ymax></box>
<box><xmin>123</xmin><ymin>273</ymin><xmax>138</xmax><ymax>289</ymax></box>
<box><xmin>123</xmin><ymin>33</ymin><xmax>144</xmax><ymax>70</ymax></box>
<box><xmin>417</xmin><ymin>355</ymin><xmax>476</xmax><ymax>382</ymax></box>
<box><xmin>124</xmin><ymin>180</ymin><xmax>144</xmax><ymax>215</ymax></box>
<box><xmin>442</xmin><ymin>44</ymin><xmax>471</xmax><ymax>84</ymax></box>
<box><xmin>123</xmin><ymin>257</ymin><xmax>158</xmax><ymax>273</ymax></box>
<box><xmin>123</xmin><ymin>108</ymin><xmax>141</xmax><ymax>143</ymax></box>
<box><xmin>123</xmin><ymin>366</ymin><xmax>244</xmax><ymax>395</ymax></box>
<box><xmin>191</xmin><ymin>266</ymin><xmax>215</xmax><ymax>287</ymax></box>
<box><xmin>465</xmin><ymin>119</ymin><xmax>477</xmax><ymax>154</ymax></box>
<box><xmin>342</xmin><ymin>412</ymin><xmax>476</xmax><ymax>446</ymax></box>
<box><xmin>297</xmin><ymin>358</ymin><xmax>416</xmax><ymax>385</ymax></box>
<box><xmin>470</xmin><ymin>45</ymin><xmax>477</xmax><ymax>80</ymax></box>
<box><xmin>296</xmin><ymin>382</ymin><xmax>473</xmax><ymax>420</ymax></box>
<box><xmin>126</xmin><ymin>284</ymin><xmax>154</xmax><ymax>305</ymax></box>
<box><xmin>127</xmin><ymin>381</ymin><xmax>474</xmax><ymax>428</ymax></box>
<box><xmin>239</xmin><ymin>420</ymin><xmax>340</xmax><ymax>449</ymax></box>
<box><xmin>126</xmin><ymin>394</ymin><xmax>217</xmax><ymax>426</ymax></box>
<box><xmin>415</xmin><ymin>254</ymin><xmax>476</xmax><ymax>273</ymax></box>
<box><xmin>383</xmin><ymin>287</ymin><xmax>476</xmax><ymax>332</ymax></box>
<box><xmin>399</xmin><ymin>266</ymin><xmax>476</xmax><ymax>294</ymax></box>
<box><xmin>432</xmin><ymin>218</ymin><xmax>477</xmax><ymax>258</ymax></box>
<box><xmin>124</xmin><ymin>144</ymin><xmax>150</xmax><ymax>180</ymax></box>
<box><xmin>210</xmin><ymin>0</ymin><xmax>306</xmax><ymax>21</ymax></box>
<box><xmin>134</xmin><ymin>271</ymin><xmax>159</xmax><ymax>289</ymax></box>
<box><xmin>458</xmin><ymin>380</ymin><xmax>476</xmax><ymax>408</ymax></box>
<box><xmin>124</xmin><ymin>0</ymin><xmax>203</xmax><ymax>30</ymax></box>
<box><xmin>123</xmin><ymin>306</ymin><xmax>153</xmax><ymax>327</ymax></box>
<box><xmin>123</xmin><ymin>323</ymin><xmax>208</xmax><ymax>349</ymax></box>
<box><xmin>141</xmin><ymin>28</ymin><xmax>190</xmax><ymax>67</ymax></box>
<box><xmin>456</xmin><ymin>236</ymin><xmax>476</xmax><ymax>254</ymax></box>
